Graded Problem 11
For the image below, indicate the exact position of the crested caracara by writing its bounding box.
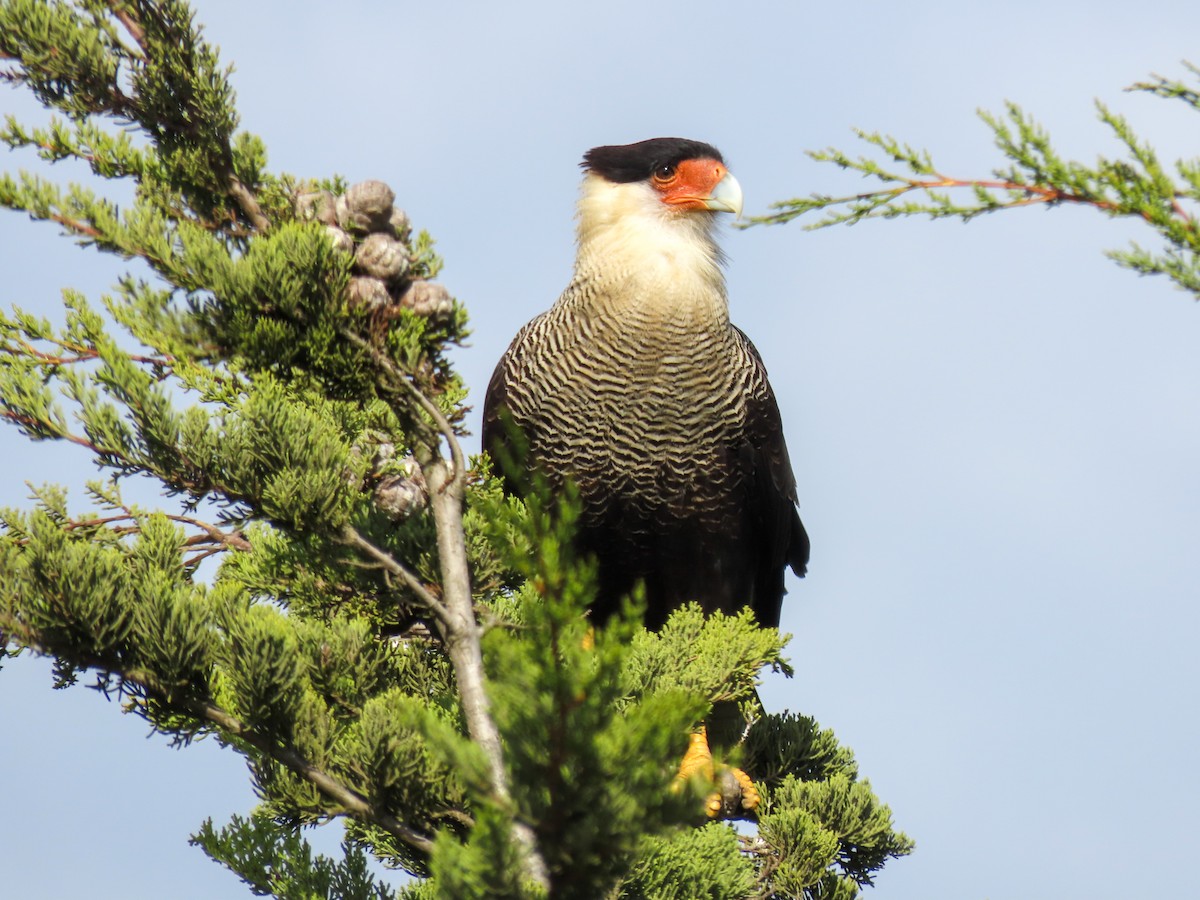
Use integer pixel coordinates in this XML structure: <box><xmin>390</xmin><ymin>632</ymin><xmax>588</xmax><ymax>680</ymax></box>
<box><xmin>483</xmin><ymin>138</ymin><xmax>809</xmax><ymax>816</ymax></box>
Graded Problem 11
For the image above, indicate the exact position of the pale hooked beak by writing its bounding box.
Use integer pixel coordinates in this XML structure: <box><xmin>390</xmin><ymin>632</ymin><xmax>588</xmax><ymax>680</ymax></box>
<box><xmin>703</xmin><ymin>171</ymin><xmax>744</xmax><ymax>218</ymax></box>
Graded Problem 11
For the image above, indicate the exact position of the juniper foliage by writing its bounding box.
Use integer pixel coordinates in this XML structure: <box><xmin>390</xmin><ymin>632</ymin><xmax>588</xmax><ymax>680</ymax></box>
<box><xmin>750</xmin><ymin>62</ymin><xmax>1200</xmax><ymax>299</ymax></box>
<box><xmin>0</xmin><ymin>3</ymin><xmax>910</xmax><ymax>897</ymax></box>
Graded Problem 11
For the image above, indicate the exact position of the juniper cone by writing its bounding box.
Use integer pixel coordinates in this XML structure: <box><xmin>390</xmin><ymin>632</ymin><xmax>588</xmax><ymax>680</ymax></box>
<box><xmin>337</xmin><ymin>179</ymin><xmax>396</xmax><ymax>233</ymax></box>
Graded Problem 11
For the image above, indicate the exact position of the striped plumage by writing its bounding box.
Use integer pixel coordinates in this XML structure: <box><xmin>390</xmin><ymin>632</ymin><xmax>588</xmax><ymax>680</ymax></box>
<box><xmin>484</xmin><ymin>138</ymin><xmax>808</xmax><ymax>630</ymax></box>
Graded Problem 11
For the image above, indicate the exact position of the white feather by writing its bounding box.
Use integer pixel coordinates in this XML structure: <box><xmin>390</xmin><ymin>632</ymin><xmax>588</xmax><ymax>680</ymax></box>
<box><xmin>570</xmin><ymin>173</ymin><xmax>728</xmax><ymax>322</ymax></box>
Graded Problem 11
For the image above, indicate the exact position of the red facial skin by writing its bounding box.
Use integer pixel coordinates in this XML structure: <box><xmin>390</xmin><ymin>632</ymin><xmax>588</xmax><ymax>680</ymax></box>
<box><xmin>651</xmin><ymin>158</ymin><xmax>728</xmax><ymax>210</ymax></box>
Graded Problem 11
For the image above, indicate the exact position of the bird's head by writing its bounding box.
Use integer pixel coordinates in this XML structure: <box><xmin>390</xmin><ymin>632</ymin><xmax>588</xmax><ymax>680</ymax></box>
<box><xmin>574</xmin><ymin>138</ymin><xmax>741</xmax><ymax>287</ymax></box>
<box><xmin>579</xmin><ymin>137</ymin><xmax>742</xmax><ymax>222</ymax></box>
<box><xmin>582</xmin><ymin>138</ymin><xmax>742</xmax><ymax>217</ymax></box>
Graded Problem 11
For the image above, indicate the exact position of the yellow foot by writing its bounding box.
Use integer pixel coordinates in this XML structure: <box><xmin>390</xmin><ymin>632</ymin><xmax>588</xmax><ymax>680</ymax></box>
<box><xmin>673</xmin><ymin>726</ymin><xmax>760</xmax><ymax>819</ymax></box>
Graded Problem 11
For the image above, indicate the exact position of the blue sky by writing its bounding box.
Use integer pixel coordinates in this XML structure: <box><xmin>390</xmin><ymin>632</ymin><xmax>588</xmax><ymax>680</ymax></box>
<box><xmin>3</xmin><ymin>2</ymin><xmax>1199</xmax><ymax>897</ymax></box>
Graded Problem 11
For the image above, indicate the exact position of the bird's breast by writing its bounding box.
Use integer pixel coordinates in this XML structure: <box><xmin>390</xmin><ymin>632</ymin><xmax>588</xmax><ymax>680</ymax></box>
<box><xmin>506</xmin><ymin>294</ymin><xmax>756</xmax><ymax>524</ymax></box>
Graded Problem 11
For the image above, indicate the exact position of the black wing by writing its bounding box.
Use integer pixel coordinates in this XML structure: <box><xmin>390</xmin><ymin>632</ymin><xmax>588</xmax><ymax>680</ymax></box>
<box><xmin>735</xmin><ymin>326</ymin><xmax>809</xmax><ymax>629</ymax></box>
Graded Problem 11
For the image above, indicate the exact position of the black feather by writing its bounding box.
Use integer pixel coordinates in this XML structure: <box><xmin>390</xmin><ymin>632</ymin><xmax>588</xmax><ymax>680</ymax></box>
<box><xmin>582</xmin><ymin>137</ymin><xmax>723</xmax><ymax>184</ymax></box>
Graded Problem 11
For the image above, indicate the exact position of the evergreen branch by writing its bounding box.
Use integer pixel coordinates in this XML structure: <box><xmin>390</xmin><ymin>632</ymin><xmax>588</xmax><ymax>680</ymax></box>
<box><xmin>339</xmin><ymin>524</ymin><xmax>453</xmax><ymax>632</ymax></box>
<box><xmin>337</xmin><ymin>324</ymin><xmax>548</xmax><ymax>887</ymax></box>
<box><xmin>0</xmin><ymin>622</ymin><xmax>436</xmax><ymax>856</ymax></box>
<box><xmin>0</xmin><ymin>0</ymin><xmax>269</xmax><ymax>234</ymax></box>
<box><xmin>104</xmin><ymin>0</ymin><xmax>270</xmax><ymax>234</ymax></box>
<box><xmin>192</xmin><ymin>699</ymin><xmax>435</xmax><ymax>856</ymax></box>
<box><xmin>751</xmin><ymin>70</ymin><xmax>1200</xmax><ymax>299</ymax></box>
<box><xmin>1128</xmin><ymin>62</ymin><xmax>1200</xmax><ymax>110</ymax></box>
<box><xmin>190</xmin><ymin>814</ymin><xmax>402</xmax><ymax>900</ymax></box>
<box><xmin>2</xmin><ymin>115</ymin><xmax>146</xmax><ymax>183</ymax></box>
<box><xmin>339</xmin><ymin>327</ymin><xmax>466</xmax><ymax>487</ymax></box>
<box><xmin>0</xmin><ymin>388</ymin><xmax>247</xmax><ymax>521</ymax></box>
<box><xmin>748</xmin><ymin>171</ymin><xmax>1141</xmax><ymax>228</ymax></box>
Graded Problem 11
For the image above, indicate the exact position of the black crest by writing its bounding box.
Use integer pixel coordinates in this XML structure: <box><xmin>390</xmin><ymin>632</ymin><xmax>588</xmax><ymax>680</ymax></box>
<box><xmin>582</xmin><ymin>138</ymin><xmax>724</xmax><ymax>184</ymax></box>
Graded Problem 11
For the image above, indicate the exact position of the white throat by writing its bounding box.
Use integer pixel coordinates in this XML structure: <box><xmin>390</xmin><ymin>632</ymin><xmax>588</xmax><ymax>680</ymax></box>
<box><xmin>570</xmin><ymin>174</ymin><xmax>729</xmax><ymax>320</ymax></box>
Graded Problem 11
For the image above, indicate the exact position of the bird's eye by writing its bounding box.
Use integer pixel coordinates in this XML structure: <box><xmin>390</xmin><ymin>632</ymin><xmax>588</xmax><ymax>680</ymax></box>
<box><xmin>653</xmin><ymin>163</ymin><xmax>677</xmax><ymax>181</ymax></box>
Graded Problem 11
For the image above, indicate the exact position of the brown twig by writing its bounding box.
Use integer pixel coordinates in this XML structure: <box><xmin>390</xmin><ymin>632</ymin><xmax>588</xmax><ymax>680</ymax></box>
<box><xmin>1</xmin><ymin>409</ymin><xmax>104</xmax><ymax>453</ymax></box>
<box><xmin>9</xmin><ymin>337</ymin><xmax>173</xmax><ymax>370</ymax></box>
<box><xmin>8</xmin><ymin>510</ymin><xmax>251</xmax><ymax>570</ymax></box>
<box><xmin>740</xmin><ymin>833</ymin><xmax>782</xmax><ymax>899</ymax></box>
<box><xmin>225</xmin><ymin>174</ymin><xmax>271</xmax><ymax>233</ymax></box>
<box><xmin>109</xmin><ymin>4</ymin><xmax>148</xmax><ymax>55</ymax></box>
<box><xmin>174</xmin><ymin>512</ymin><xmax>252</xmax><ymax>552</ymax></box>
<box><xmin>857</xmin><ymin>173</ymin><xmax>1195</xmax><ymax>227</ymax></box>
<box><xmin>59</xmin><ymin>511</ymin><xmax>251</xmax><ymax>553</ymax></box>
<box><xmin>928</xmin><ymin>174</ymin><xmax>1123</xmax><ymax>211</ymax></box>
<box><xmin>49</xmin><ymin>211</ymin><xmax>103</xmax><ymax>240</ymax></box>
<box><xmin>339</xmin><ymin>525</ymin><xmax>453</xmax><ymax>633</ymax></box>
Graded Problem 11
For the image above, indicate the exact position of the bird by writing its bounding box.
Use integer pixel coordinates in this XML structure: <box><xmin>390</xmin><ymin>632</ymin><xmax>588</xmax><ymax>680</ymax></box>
<box><xmin>482</xmin><ymin>138</ymin><xmax>809</xmax><ymax>814</ymax></box>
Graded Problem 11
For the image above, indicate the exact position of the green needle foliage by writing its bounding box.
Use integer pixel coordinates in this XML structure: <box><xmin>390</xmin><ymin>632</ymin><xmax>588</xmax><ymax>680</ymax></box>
<box><xmin>750</xmin><ymin>62</ymin><xmax>1200</xmax><ymax>299</ymax></box>
<box><xmin>0</xmin><ymin>3</ymin><xmax>910</xmax><ymax>898</ymax></box>
<box><xmin>191</xmin><ymin>815</ymin><xmax>399</xmax><ymax>900</ymax></box>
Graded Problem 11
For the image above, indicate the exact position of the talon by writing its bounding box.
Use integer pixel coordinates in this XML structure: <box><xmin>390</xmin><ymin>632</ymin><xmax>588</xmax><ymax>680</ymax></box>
<box><xmin>706</xmin><ymin>791</ymin><xmax>724</xmax><ymax>817</ymax></box>
<box><xmin>729</xmin><ymin>766</ymin><xmax>760</xmax><ymax>813</ymax></box>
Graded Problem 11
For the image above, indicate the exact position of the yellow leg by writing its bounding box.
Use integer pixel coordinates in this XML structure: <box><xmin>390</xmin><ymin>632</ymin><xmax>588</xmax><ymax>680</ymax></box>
<box><xmin>676</xmin><ymin>728</ymin><xmax>715</xmax><ymax>778</ymax></box>
<box><xmin>673</xmin><ymin>726</ymin><xmax>760</xmax><ymax>818</ymax></box>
